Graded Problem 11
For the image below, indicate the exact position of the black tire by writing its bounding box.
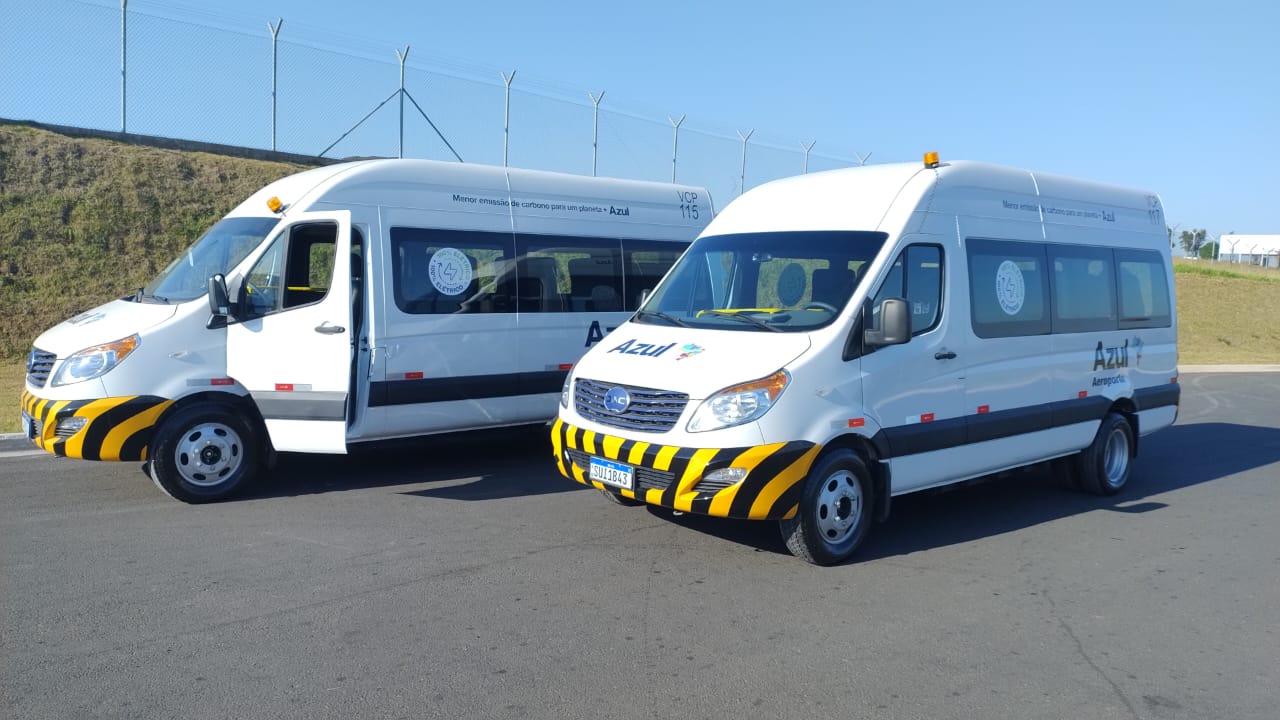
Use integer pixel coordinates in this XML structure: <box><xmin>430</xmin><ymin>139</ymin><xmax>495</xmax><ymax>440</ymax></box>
<box><xmin>1074</xmin><ymin>412</ymin><xmax>1134</xmax><ymax>496</ymax></box>
<box><xmin>779</xmin><ymin>449</ymin><xmax>874</xmax><ymax>565</ymax></box>
<box><xmin>149</xmin><ymin>403</ymin><xmax>259</xmax><ymax>504</ymax></box>
<box><xmin>601</xmin><ymin>489</ymin><xmax>644</xmax><ymax>507</ymax></box>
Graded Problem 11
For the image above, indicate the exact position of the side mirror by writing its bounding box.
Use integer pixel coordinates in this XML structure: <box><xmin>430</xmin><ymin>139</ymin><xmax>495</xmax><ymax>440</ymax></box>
<box><xmin>864</xmin><ymin>297</ymin><xmax>911</xmax><ymax>347</ymax></box>
<box><xmin>207</xmin><ymin>273</ymin><xmax>233</xmax><ymax>328</ymax></box>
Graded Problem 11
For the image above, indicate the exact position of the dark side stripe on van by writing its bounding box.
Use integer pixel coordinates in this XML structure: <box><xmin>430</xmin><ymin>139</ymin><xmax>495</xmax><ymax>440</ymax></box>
<box><xmin>873</xmin><ymin>384</ymin><xmax>1180</xmax><ymax>459</ymax></box>
<box><xmin>368</xmin><ymin>370</ymin><xmax>568</xmax><ymax>407</ymax></box>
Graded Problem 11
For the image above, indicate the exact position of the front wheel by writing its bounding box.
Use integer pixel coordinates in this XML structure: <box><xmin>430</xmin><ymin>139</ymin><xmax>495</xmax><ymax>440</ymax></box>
<box><xmin>779</xmin><ymin>449</ymin><xmax>874</xmax><ymax>565</ymax></box>
<box><xmin>1074</xmin><ymin>412</ymin><xmax>1134</xmax><ymax>496</ymax></box>
<box><xmin>149</xmin><ymin>403</ymin><xmax>259</xmax><ymax>504</ymax></box>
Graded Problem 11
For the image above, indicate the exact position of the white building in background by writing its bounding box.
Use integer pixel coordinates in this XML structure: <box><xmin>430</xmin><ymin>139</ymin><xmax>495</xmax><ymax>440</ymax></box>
<box><xmin>1219</xmin><ymin>234</ymin><xmax>1280</xmax><ymax>268</ymax></box>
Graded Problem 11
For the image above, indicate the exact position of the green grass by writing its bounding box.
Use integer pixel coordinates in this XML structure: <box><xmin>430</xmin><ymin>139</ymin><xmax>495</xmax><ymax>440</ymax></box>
<box><xmin>1174</xmin><ymin>259</ymin><xmax>1280</xmax><ymax>283</ymax></box>
<box><xmin>2</xmin><ymin>125</ymin><xmax>1276</xmax><ymax>434</ymax></box>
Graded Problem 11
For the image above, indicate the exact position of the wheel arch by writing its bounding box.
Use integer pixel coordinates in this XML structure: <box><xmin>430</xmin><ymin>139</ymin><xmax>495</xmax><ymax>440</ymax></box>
<box><xmin>149</xmin><ymin>391</ymin><xmax>272</xmax><ymax>463</ymax></box>
<box><xmin>1108</xmin><ymin>397</ymin><xmax>1139</xmax><ymax>456</ymax></box>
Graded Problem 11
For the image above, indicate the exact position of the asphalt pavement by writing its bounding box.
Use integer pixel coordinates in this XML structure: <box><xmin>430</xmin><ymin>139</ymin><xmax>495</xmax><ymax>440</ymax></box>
<box><xmin>2</xmin><ymin>373</ymin><xmax>1278</xmax><ymax>720</ymax></box>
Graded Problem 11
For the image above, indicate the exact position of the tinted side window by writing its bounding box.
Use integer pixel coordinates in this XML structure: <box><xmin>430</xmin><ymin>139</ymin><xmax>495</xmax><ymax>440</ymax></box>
<box><xmin>871</xmin><ymin>244</ymin><xmax>943</xmax><ymax>336</ymax></box>
<box><xmin>242</xmin><ymin>222</ymin><xmax>336</xmax><ymax>318</ymax></box>
<box><xmin>1116</xmin><ymin>249</ymin><xmax>1172</xmax><ymax>328</ymax></box>
<box><xmin>1050</xmin><ymin>245</ymin><xmax>1116</xmax><ymax>333</ymax></box>
<box><xmin>391</xmin><ymin>228</ymin><xmax>513</xmax><ymax>314</ymax></box>
<box><xmin>623</xmin><ymin>240</ymin><xmax>686</xmax><ymax>310</ymax></box>
<box><xmin>967</xmin><ymin>239</ymin><xmax>1050</xmax><ymax>338</ymax></box>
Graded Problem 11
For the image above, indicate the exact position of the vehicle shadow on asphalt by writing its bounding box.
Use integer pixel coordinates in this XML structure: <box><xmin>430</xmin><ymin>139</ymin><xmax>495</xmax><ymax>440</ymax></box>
<box><xmin>243</xmin><ymin>424</ymin><xmax>585</xmax><ymax>501</ymax></box>
<box><xmin>635</xmin><ymin>422</ymin><xmax>1280</xmax><ymax>563</ymax></box>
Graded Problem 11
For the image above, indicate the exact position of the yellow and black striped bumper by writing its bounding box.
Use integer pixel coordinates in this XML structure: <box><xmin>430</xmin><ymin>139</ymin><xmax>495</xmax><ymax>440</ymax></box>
<box><xmin>20</xmin><ymin>390</ymin><xmax>173</xmax><ymax>461</ymax></box>
<box><xmin>551</xmin><ymin>418</ymin><xmax>820</xmax><ymax>520</ymax></box>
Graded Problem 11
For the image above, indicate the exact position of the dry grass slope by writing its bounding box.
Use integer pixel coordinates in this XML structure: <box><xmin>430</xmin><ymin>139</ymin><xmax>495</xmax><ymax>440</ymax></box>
<box><xmin>0</xmin><ymin>123</ymin><xmax>311</xmax><ymax>359</ymax></box>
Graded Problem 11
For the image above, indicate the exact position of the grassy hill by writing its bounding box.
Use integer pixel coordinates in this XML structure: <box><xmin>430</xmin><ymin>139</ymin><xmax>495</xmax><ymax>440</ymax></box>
<box><xmin>0</xmin><ymin>123</ymin><xmax>313</xmax><ymax>360</ymax></box>
<box><xmin>2</xmin><ymin>123</ymin><xmax>1277</xmax><ymax>433</ymax></box>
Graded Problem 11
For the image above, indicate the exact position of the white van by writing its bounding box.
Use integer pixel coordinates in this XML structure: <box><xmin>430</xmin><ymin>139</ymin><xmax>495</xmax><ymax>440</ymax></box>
<box><xmin>552</xmin><ymin>153</ymin><xmax>1178</xmax><ymax>565</ymax></box>
<box><xmin>20</xmin><ymin>159</ymin><xmax>711</xmax><ymax>502</ymax></box>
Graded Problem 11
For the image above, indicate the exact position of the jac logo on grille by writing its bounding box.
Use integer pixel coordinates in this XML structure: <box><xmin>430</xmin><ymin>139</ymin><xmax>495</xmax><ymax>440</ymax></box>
<box><xmin>603</xmin><ymin>387</ymin><xmax>631</xmax><ymax>414</ymax></box>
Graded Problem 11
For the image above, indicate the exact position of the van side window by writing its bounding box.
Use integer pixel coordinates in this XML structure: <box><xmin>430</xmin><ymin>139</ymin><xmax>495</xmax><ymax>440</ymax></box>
<box><xmin>1050</xmin><ymin>245</ymin><xmax>1116</xmax><ymax>333</ymax></box>
<box><xmin>1116</xmin><ymin>249</ymin><xmax>1172</xmax><ymax>328</ymax></box>
<box><xmin>623</xmin><ymin>241</ymin><xmax>686</xmax><ymax>310</ymax></box>
<box><xmin>870</xmin><ymin>244</ymin><xmax>943</xmax><ymax>336</ymax></box>
<box><xmin>391</xmin><ymin>228</ymin><xmax>512</xmax><ymax>314</ymax></box>
<box><xmin>967</xmin><ymin>239</ymin><xmax>1050</xmax><ymax>338</ymax></box>
<box><xmin>242</xmin><ymin>222</ymin><xmax>337</xmax><ymax>318</ymax></box>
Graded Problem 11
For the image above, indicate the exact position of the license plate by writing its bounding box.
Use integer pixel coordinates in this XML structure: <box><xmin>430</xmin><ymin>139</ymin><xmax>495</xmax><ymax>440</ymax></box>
<box><xmin>20</xmin><ymin>411</ymin><xmax>33</xmax><ymax>439</ymax></box>
<box><xmin>588</xmin><ymin>457</ymin><xmax>634</xmax><ymax>490</ymax></box>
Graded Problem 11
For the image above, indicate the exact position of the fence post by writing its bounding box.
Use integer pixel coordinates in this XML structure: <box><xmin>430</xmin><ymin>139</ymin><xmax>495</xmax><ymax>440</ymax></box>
<box><xmin>502</xmin><ymin>71</ymin><xmax>516</xmax><ymax>167</ymax></box>
<box><xmin>120</xmin><ymin>0</ymin><xmax>127</xmax><ymax>133</ymax></box>
<box><xmin>737</xmin><ymin>129</ymin><xmax>754</xmax><ymax>196</ymax></box>
<box><xmin>669</xmin><ymin>114</ymin><xmax>685</xmax><ymax>183</ymax></box>
<box><xmin>269</xmin><ymin>19</ymin><xmax>283</xmax><ymax>152</ymax></box>
<box><xmin>801</xmin><ymin>140</ymin><xmax>816</xmax><ymax>174</ymax></box>
<box><xmin>396</xmin><ymin>46</ymin><xmax>410</xmax><ymax>158</ymax></box>
<box><xmin>589</xmin><ymin>91</ymin><xmax>604</xmax><ymax>176</ymax></box>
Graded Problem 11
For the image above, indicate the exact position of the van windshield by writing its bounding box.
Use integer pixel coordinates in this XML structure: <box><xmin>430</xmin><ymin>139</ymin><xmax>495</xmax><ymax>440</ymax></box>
<box><xmin>140</xmin><ymin>217</ymin><xmax>280</xmax><ymax>303</ymax></box>
<box><xmin>636</xmin><ymin>230</ymin><xmax>887</xmax><ymax>332</ymax></box>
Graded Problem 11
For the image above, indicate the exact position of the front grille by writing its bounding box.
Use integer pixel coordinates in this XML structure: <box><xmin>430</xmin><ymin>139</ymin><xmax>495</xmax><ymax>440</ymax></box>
<box><xmin>574</xmin><ymin>377</ymin><xmax>688</xmax><ymax>433</ymax></box>
<box><xmin>26</xmin><ymin>348</ymin><xmax>56</xmax><ymax>388</ymax></box>
<box><xmin>566</xmin><ymin>448</ymin><xmax>676</xmax><ymax>492</ymax></box>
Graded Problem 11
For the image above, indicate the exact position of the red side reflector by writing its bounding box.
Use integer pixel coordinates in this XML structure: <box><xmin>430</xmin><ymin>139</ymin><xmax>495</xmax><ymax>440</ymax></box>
<box><xmin>1078</xmin><ymin>391</ymin><xmax>1088</xmax><ymax>398</ymax></box>
<box><xmin>559</xmin><ymin>363</ymin><xmax>574</xmax><ymax>371</ymax></box>
<box><xmin>405</xmin><ymin>371</ymin><xmax>424</xmax><ymax>380</ymax></box>
<box><xmin>275</xmin><ymin>383</ymin><xmax>294</xmax><ymax>392</ymax></box>
<box><xmin>847</xmin><ymin>418</ymin><xmax>865</xmax><ymax>428</ymax></box>
<box><xmin>211</xmin><ymin>378</ymin><xmax>234</xmax><ymax>386</ymax></box>
<box><xmin>977</xmin><ymin>405</ymin><xmax>990</xmax><ymax>414</ymax></box>
<box><xmin>921</xmin><ymin>413</ymin><xmax>935</xmax><ymax>423</ymax></box>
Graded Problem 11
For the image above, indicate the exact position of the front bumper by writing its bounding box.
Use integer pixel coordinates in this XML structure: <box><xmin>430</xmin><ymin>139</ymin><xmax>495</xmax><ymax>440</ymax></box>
<box><xmin>551</xmin><ymin>418</ymin><xmax>820</xmax><ymax>520</ymax></box>
<box><xmin>20</xmin><ymin>390</ymin><xmax>173</xmax><ymax>461</ymax></box>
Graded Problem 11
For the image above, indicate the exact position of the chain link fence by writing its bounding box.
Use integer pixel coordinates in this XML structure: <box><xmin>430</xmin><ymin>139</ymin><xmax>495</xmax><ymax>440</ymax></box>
<box><xmin>1</xmin><ymin>0</ymin><xmax>873</xmax><ymax>207</ymax></box>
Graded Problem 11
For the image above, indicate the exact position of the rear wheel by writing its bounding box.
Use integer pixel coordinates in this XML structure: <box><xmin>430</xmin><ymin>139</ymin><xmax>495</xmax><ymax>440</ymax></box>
<box><xmin>1074</xmin><ymin>412</ymin><xmax>1134</xmax><ymax>496</ymax></box>
<box><xmin>779</xmin><ymin>449</ymin><xmax>873</xmax><ymax>565</ymax></box>
<box><xmin>149</xmin><ymin>403</ymin><xmax>259</xmax><ymax>504</ymax></box>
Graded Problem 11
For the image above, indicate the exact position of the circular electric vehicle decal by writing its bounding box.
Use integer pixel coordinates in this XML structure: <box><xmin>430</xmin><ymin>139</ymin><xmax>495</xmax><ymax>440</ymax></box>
<box><xmin>429</xmin><ymin>248</ymin><xmax>472</xmax><ymax>296</ymax></box>
<box><xmin>995</xmin><ymin>260</ymin><xmax>1026</xmax><ymax>316</ymax></box>
<box><xmin>777</xmin><ymin>263</ymin><xmax>806</xmax><ymax>306</ymax></box>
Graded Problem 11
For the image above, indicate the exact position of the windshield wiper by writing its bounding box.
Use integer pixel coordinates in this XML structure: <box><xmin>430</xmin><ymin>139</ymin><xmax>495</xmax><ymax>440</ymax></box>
<box><xmin>701</xmin><ymin>310</ymin><xmax>782</xmax><ymax>332</ymax></box>
<box><xmin>633</xmin><ymin>310</ymin><xmax>690</xmax><ymax>327</ymax></box>
<box><xmin>133</xmin><ymin>288</ymin><xmax>170</xmax><ymax>304</ymax></box>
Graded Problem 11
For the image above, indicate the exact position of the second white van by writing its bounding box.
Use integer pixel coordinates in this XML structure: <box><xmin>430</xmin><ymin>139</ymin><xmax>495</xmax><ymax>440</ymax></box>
<box><xmin>552</xmin><ymin>153</ymin><xmax>1178</xmax><ymax>564</ymax></box>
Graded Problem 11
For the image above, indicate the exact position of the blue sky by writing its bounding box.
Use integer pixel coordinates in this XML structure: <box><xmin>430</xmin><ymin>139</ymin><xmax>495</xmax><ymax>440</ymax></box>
<box><xmin>5</xmin><ymin>0</ymin><xmax>1277</xmax><ymax>244</ymax></box>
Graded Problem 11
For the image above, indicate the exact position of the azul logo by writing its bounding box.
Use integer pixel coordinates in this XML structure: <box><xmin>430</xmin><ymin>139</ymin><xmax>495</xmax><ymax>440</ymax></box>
<box><xmin>603</xmin><ymin>387</ymin><xmax>631</xmax><ymax>414</ymax></box>
<box><xmin>607</xmin><ymin>339</ymin><xmax>676</xmax><ymax>357</ymax></box>
<box><xmin>1093</xmin><ymin>339</ymin><xmax>1130</xmax><ymax>371</ymax></box>
<box><xmin>676</xmin><ymin>343</ymin><xmax>704</xmax><ymax>361</ymax></box>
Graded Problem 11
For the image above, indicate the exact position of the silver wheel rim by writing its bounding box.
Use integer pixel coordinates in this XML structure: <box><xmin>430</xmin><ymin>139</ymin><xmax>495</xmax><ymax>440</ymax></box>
<box><xmin>173</xmin><ymin>422</ymin><xmax>243</xmax><ymax>487</ymax></box>
<box><xmin>815</xmin><ymin>470</ymin><xmax>863</xmax><ymax>545</ymax></box>
<box><xmin>1102</xmin><ymin>426</ymin><xmax>1130</xmax><ymax>488</ymax></box>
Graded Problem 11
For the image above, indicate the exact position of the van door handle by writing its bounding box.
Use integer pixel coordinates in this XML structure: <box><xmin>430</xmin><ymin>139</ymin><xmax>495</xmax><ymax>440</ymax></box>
<box><xmin>315</xmin><ymin>323</ymin><xmax>346</xmax><ymax>335</ymax></box>
<box><xmin>934</xmin><ymin>351</ymin><xmax>957</xmax><ymax>360</ymax></box>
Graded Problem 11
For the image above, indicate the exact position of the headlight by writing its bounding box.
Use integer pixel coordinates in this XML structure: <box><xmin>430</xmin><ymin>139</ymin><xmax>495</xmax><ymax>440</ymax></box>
<box><xmin>687</xmin><ymin>369</ymin><xmax>789</xmax><ymax>433</ymax></box>
<box><xmin>50</xmin><ymin>334</ymin><xmax>140</xmax><ymax>387</ymax></box>
<box><xmin>560</xmin><ymin>370</ymin><xmax>573</xmax><ymax>408</ymax></box>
